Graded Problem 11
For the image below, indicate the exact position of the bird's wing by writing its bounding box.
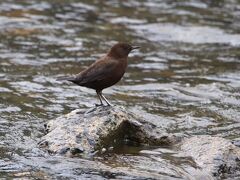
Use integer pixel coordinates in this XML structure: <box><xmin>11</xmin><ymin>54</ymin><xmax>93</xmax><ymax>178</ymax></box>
<box><xmin>74</xmin><ymin>57</ymin><xmax>118</xmax><ymax>84</ymax></box>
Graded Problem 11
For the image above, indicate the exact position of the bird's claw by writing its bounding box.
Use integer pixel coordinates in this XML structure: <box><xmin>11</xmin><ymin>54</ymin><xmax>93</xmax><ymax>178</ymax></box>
<box><xmin>95</xmin><ymin>103</ymin><xmax>103</xmax><ymax>107</ymax></box>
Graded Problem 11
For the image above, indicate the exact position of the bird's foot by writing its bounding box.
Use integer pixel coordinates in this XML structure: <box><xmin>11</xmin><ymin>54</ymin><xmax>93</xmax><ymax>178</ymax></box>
<box><xmin>95</xmin><ymin>103</ymin><xmax>104</xmax><ymax>107</ymax></box>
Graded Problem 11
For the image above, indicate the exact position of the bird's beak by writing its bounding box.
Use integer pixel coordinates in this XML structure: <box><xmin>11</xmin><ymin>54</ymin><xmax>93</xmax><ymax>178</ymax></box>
<box><xmin>131</xmin><ymin>46</ymin><xmax>140</xmax><ymax>50</ymax></box>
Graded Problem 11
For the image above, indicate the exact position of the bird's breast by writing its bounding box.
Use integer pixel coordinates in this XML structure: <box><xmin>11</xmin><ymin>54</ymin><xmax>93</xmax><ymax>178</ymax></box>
<box><xmin>108</xmin><ymin>60</ymin><xmax>126</xmax><ymax>81</ymax></box>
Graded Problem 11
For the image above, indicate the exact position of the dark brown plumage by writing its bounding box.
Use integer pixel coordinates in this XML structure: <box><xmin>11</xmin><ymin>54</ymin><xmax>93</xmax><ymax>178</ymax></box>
<box><xmin>58</xmin><ymin>42</ymin><xmax>140</xmax><ymax>106</ymax></box>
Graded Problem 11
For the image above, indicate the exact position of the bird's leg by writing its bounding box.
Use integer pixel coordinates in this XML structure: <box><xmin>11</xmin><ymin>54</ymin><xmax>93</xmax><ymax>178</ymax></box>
<box><xmin>99</xmin><ymin>92</ymin><xmax>112</xmax><ymax>106</ymax></box>
<box><xmin>95</xmin><ymin>91</ymin><xmax>104</xmax><ymax>107</ymax></box>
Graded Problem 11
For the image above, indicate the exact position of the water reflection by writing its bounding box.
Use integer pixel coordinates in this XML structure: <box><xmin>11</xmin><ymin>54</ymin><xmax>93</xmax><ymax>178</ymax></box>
<box><xmin>0</xmin><ymin>0</ymin><xmax>239</xmax><ymax>179</ymax></box>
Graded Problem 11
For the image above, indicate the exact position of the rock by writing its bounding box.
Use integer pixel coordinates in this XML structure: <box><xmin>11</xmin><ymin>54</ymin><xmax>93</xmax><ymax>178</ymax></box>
<box><xmin>38</xmin><ymin>106</ymin><xmax>240</xmax><ymax>178</ymax></box>
<box><xmin>39</xmin><ymin>106</ymin><xmax>181</xmax><ymax>155</ymax></box>
<box><xmin>179</xmin><ymin>135</ymin><xmax>240</xmax><ymax>178</ymax></box>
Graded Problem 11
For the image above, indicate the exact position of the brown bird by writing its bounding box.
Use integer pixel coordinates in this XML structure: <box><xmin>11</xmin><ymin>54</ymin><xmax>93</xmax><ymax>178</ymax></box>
<box><xmin>58</xmin><ymin>43</ymin><xmax>140</xmax><ymax>106</ymax></box>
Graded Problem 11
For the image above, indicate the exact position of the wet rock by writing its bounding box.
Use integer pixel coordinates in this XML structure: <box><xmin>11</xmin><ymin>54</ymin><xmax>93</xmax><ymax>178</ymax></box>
<box><xmin>39</xmin><ymin>106</ymin><xmax>181</xmax><ymax>155</ymax></box>
<box><xmin>180</xmin><ymin>135</ymin><xmax>240</xmax><ymax>178</ymax></box>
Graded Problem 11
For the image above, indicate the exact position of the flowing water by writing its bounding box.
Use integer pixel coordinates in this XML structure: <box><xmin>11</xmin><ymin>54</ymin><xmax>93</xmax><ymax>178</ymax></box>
<box><xmin>0</xmin><ymin>0</ymin><xmax>240</xmax><ymax>179</ymax></box>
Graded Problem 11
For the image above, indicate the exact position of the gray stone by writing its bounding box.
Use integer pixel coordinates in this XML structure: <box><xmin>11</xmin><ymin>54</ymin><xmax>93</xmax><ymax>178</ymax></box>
<box><xmin>38</xmin><ymin>106</ymin><xmax>240</xmax><ymax>178</ymax></box>
<box><xmin>39</xmin><ymin>106</ymin><xmax>181</xmax><ymax>155</ymax></box>
<box><xmin>179</xmin><ymin>135</ymin><xmax>240</xmax><ymax>178</ymax></box>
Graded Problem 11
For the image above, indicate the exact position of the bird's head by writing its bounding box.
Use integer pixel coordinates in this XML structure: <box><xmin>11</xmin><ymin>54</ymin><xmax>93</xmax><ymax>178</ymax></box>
<box><xmin>108</xmin><ymin>43</ymin><xmax>140</xmax><ymax>59</ymax></box>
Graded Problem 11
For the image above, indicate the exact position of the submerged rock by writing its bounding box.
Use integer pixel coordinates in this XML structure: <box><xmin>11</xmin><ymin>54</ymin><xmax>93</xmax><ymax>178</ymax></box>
<box><xmin>180</xmin><ymin>135</ymin><xmax>240</xmax><ymax>178</ymax></box>
<box><xmin>39</xmin><ymin>106</ymin><xmax>180</xmax><ymax>155</ymax></box>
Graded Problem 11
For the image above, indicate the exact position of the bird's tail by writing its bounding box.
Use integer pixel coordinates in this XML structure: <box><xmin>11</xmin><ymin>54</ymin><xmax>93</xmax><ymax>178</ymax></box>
<box><xmin>56</xmin><ymin>76</ymin><xmax>75</xmax><ymax>81</ymax></box>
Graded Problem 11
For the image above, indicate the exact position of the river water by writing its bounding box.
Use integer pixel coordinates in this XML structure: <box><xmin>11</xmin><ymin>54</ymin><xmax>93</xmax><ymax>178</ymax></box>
<box><xmin>0</xmin><ymin>0</ymin><xmax>239</xmax><ymax>179</ymax></box>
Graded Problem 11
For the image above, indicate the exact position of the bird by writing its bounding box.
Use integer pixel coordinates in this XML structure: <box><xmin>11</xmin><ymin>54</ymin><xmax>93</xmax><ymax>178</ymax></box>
<box><xmin>57</xmin><ymin>42</ymin><xmax>140</xmax><ymax>106</ymax></box>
